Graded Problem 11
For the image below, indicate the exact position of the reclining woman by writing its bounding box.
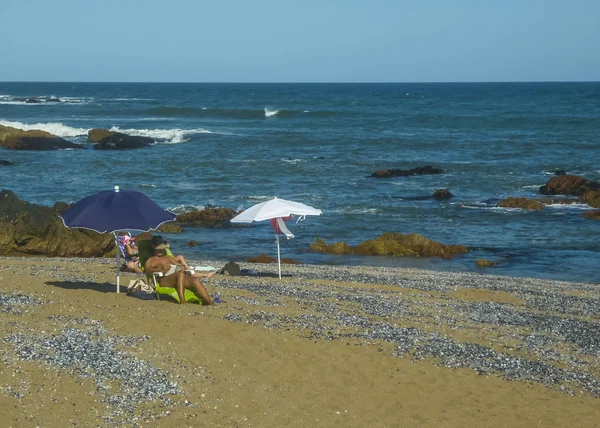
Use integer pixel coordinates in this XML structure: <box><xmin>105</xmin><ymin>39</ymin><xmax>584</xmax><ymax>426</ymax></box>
<box><xmin>144</xmin><ymin>241</ymin><xmax>216</xmax><ymax>305</ymax></box>
<box><xmin>150</xmin><ymin>236</ymin><xmax>217</xmax><ymax>279</ymax></box>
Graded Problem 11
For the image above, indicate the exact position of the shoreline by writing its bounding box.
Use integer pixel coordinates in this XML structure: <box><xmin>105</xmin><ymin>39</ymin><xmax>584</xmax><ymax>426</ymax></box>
<box><xmin>1</xmin><ymin>256</ymin><xmax>599</xmax><ymax>426</ymax></box>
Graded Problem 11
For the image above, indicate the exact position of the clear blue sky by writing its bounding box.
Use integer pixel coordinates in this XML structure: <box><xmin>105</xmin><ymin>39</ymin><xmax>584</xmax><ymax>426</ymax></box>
<box><xmin>1</xmin><ymin>0</ymin><xmax>598</xmax><ymax>82</ymax></box>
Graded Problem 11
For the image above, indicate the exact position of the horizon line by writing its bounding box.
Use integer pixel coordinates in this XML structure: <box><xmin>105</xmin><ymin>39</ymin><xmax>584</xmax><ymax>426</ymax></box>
<box><xmin>1</xmin><ymin>80</ymin><xmax>599</xmax><ymax>84</ymax></box>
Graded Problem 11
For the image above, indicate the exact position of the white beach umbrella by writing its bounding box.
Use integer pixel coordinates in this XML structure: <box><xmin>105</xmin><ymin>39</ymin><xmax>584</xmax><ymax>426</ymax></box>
<box><xmin>231</xmin><ymin>197</ymin><xmax>322</xmax><ymax>279</ymax></box>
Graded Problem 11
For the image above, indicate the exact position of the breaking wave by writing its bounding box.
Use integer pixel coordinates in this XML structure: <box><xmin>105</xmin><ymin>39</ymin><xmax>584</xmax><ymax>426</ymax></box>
<box><xmin>0</xmin><ymin>120</ymin><xmax>88</xmax><ymax>137</ymax></box>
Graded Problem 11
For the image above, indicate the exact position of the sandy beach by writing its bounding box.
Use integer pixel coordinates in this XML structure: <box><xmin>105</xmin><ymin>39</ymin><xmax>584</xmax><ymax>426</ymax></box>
<box><xmin>1</xmin><ymin>257</ymin><xmax>599</xmax><ymax>427</ymax></box>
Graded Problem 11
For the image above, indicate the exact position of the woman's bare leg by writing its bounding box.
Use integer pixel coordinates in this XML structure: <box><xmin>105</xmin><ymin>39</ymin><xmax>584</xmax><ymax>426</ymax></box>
<box><xmin>184</xmin><ymin>277</ymin><xmax>213</xmax><ymax>305</ymax></box>
<box><xmin>158</xmin><ymin>271</ymin><xmax>186</xmax><ymax>304</ymax></box>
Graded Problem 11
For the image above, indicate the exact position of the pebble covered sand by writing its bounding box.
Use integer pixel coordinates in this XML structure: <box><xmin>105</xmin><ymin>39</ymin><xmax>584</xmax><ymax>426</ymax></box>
<box><xmin>1</xmin><ymin>256</ymin><xmax>599</xmax><ymax>427</ymax></box>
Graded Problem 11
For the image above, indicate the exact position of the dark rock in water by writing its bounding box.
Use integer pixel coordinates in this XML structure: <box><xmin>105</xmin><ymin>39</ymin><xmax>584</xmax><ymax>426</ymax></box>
<box><xmin>0</xmin><ymin>190</ymin><xmax>114</xmax><ymax>257</ymax></box>
<box><xmin>0</xmin><ymin>124</ymin><xmax>82</xmax><ymax>150</ymax></box>
<box><xmin>539</xmin><ymin>175</ymin><xmax>600</xmax><ymax>196</ymax></box>
<box><xmin>93</xmin><ymin>132</ymin><xmax>153</xmax><ymax>150</ymax></box>
<box><xmin>88</xmin><ymin>128</ymin><xmax>115</xmax><ymax>143</ymax></box>
<box><xmin>476</xmin><ymin>259</ymin><xmax>499</xmax><ymax>267</ymax></box>
<box><xmin>581</xmin><ymin>210</ymin><xmax>600</xmax><ymax>221</ymax></box>
<box><xmin>177</xmin><ymin>207</ymin><xmax>237</xmax><ymax>227</ymax></box>
<box><xmin>46</xmin><ymin>97</ymin><xmax>61</xmax><ymax>103</ymax></box>
<box><xmin>0</xmin><ymin>160</ymin><xmax>13</xmax><ymax>165</ymax></box>
<box><xmin>25</xmin><ymin>98</ymin><xmax>42</xmax><ymax>103</ymax></box>
<box><xmin>310</xmin><ymin>233</ymin><xmax>468</xmax><ymax>259</ymax></box>
<box><xmin>539</xmin><ymin>175</ymin><xmax>600</xmax><ymax>208</ymax></box>
<box><xmin>187</xmin><ymin>240</ymin><xmax>199</xmax><ymax>246</ymax></box>
<box><xmin>496</xmin><ymin>197</ymin><xmax>579</xmax><ymax>210</ymax></box>
<box><xmin>371</xmin><ymin>165</ymin><xmax>443</xmax><ymax>178</ymax></box>
<box><xmin>432</xmin><ymin>189</ymin><xmax>454</xmax><ymax>200</ymax></box>
<box><xmin>553</xmin><ymin>170</ymin><xmax>566</xmax><ymax>176</ymax></box>
<box><xmin>13</xmin><ymin>136</ymin><xmax>82</xmax><ymax>150</ymax></box>
<box><xmin>497</xmin><ymin>197</ymin><xmax>545</xmax><ymax>210</ymax></box>
<box><xmin>156</xmin><ymin>222</ymin><xmax>183</xmax><ymax>233</ymax></box>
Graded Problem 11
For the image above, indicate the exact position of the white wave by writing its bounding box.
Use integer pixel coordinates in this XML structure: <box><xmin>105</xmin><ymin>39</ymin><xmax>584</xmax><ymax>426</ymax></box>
<box><xmin>0</xmin><ymin>120</ymin><xmax>89</xmax><ymax>137</ymax></box>
<box><xmin>461</xmin><ymin>205</ymin><xmax>530</xmax><ymax>214</ymax></box>
<box><xmin>264</xmin><ymin>108</ymin><xmax>279</xmax><ymax>118</ymax></box>
<box><xmin>545</xmin><ymin>203</ymin><xmax>595</xmax><ymax>210</ymax></box>
<box><xmin>139</xmin><ymin>184</ymin><xmax>156</xmax><ymax>188</ymax></box>
<box><xmin>303</xmin><ymin>110</ymin><xmax>310</xmax><ymax>113</ymax></box>
<box><xmin>521</xmin><ymin>184</ymin><xmax>543</xmax><ymax>189</ymax></box>
<box><xmin>0</xmin><ymin>101</ymin><xmax>40</xmax><ymax>105</ymax></box>
<box><xmin>331</xmin><ymin>207</ymin><xmax>382</xmax><ymax>215</ymax></box>
<box><xmin>281</xmin><ymin>158</ymin><xmax>303</xmax><ymax>164</ymax></box>
<box><xmin>109</xmin><ymin>126</ymin><xmax>212</xmax><ymax>144</ymax></box>
<box><xmin>167</xmin><ymin>204</ymin><xmax>207</xmax><ymax>214</ymax></box>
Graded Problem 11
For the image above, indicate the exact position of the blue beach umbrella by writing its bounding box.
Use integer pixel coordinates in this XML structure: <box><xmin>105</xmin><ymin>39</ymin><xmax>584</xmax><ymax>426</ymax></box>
<box><xmin>60</xmin><ymin>186</ymin><xmax>176</xmax><ymax>293</ymax></box>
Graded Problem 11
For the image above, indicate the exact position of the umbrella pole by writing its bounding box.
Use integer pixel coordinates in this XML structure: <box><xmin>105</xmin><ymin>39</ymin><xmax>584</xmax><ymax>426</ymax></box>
<box><xmin>276</xmin><ymin>233</ymin><xmax>281</xmax><ymax>279</ymax></box>
<box><xmin>114</xmin><ymin>233</ymin><xmax>120</xmax><ymax>293</ymax></box>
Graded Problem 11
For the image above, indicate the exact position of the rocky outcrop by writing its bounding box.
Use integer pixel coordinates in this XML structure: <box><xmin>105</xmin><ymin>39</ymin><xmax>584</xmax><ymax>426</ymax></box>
<box><xmin>92</xmin><ymin>131</ymin><xmax>153</xmax><ymax>150</ymax></box>
<box><xmin>539</xmin><ymin>175</ymin><xmax>600</xmax><ymax>209</ymax></box>
<box><xmin>0</xmin><ymin>160</ymin><xmax>12</xmax><ymax>165</ymax></box>
<box><xmin>580</xmin><ymin>190</ymin><xmax>600</xmax><ymax>209</ymax></box>
<box><xmin>539</xmin><ymin>175</ymin><xmax>600</xmax><ymax>196</ymax></box>
<box><xmin>496</xmin><ymin>197</ymin><xmax>580</xmax><ymax>210</ymax></box>
<box><xmin>0</xmin><ymin>190</ymin><xmax>114</xmax><ymax>257</ymax></box>
<box><xmin>310</xmin><ymin>233</ymin><xmax>468</xmax><ymax>259</ymax></box>
<box><xmin>581</xmin><ymin>211</ymin><xmax>600</xmax><ymax>221</ymax></box>
<box><xmin>497</xmin><ymin>197</ymin><xmax>545</xmax><ymax>210</ymax></box>
<box><xmin>156</xmin><ymin>222</ymin><xmax>183</xmax><ymax>233</ymax></box>
<box><xmin>476</xmin><ymin>259</ymin><xmax>499</xmax><ymax>267</ymax></box>
<box><xmin>0</xmin><ymin>124</ymin><xmax>82</xmax><ymax>150</ymax></box>
<box><xmin>371</xmin><ymin>166</ymin><xmax>443</xmax><ymax>178</ymax></box>
<box><xmin>432</xmin><ymin>189</ymin><xmax>454</xmax><ymax>200</ymax></box>
<box><xmin>87</xmin><ymin>128</ymin><xmax>114</xmax><ymax>143</ymax></box>
<box><xmin>176</xmin><ymin>207</ymin><xmax>237</xmax><ymax>227</ymax></box>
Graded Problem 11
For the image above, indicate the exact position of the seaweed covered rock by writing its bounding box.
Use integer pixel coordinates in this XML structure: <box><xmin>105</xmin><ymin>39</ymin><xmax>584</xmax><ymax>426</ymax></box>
<box><xmin>581</xmin><ymin>210</ymin><xmax>600</xmax><ymax>221</ymax></box>
<box><xmin>0</xmin><ymin>124</ymin><xmax>82</xmax><ymax>150</ymax></box>
<box><xmin>497</xmin><ymin>197</ymin><xmax>545</xmax><ymax>210</ymax></box>
<box><xmin>539</xmin><ymin>175</ymin><xmax>600</xmax><ymax>209</ymax></box>
<box><xmin>93</xmin><ymin>132</ymin><xmax>153</xmax><ymax>150</ymax></box>
<box><xmin>539</xmin><ymin>175</ymin><xmax>600</xmax><ymax>196</ymax></box>
<box><xmin>87</xmin><ymin>128</ymin><xmax>115</xmax><ymax>142</ymax></box>
<box><xmin>476</xmin><ymin>259</ymin><xmax>499</xmax><ymax>267</ymax></box>
<box><xmin>310</xmin><ymin>233</ymin><xmax>468</xmax><ymax>259</ymax></box>
<box><xmin>177</xmin><ymin>207</ymin><xmax>237</xmax><ymax>227</ymax></box>
<box><xmin>580</xmin><ymin>190</ymin><xmax>600</xmax><ymax>209</ymax></box>
<box><xmin>0</xmin><ymin>190</ymin><xmax>114</xmax><ymax>257</ymax></box>
<box><xmin>156</xmin><ymin>222</ymin><xmax>183</xmax><ymax>233</ymax></box>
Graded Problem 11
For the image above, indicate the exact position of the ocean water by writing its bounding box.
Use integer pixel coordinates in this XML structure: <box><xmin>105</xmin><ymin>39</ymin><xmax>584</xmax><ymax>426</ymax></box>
<box><xmin>0</xmin><ymin>82</ymin><xmax>599</xmax><ymax>283</ymax></box>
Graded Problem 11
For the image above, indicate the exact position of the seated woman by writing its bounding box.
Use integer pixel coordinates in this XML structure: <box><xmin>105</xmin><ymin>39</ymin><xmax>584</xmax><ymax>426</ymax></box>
<box><xmin>150</xmin><ymin>235</ymin><xmax>217</xmax><ymax>279</ymax></box>
<box><xmin>144</xmin><ymin>241</ymin><xmax>216</xmax><ymax>305</ymax></box>
<box><xmin>119</xmin><ymin>233</ymin><xmax>143</xmax><ymax>274</ymax></box>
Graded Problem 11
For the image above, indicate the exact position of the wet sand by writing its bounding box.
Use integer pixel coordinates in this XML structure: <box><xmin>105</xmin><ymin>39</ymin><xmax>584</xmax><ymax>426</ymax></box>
<box><xmin>0</xmin><ymin>257</ymin><xmax>599</xmax><ymax>427</ymax></box>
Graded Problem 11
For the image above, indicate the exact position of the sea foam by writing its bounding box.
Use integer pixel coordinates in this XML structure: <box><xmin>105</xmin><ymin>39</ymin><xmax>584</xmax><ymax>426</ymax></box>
<box><xmin>264</xmin><ymin>108</ymin><xmax>279</xmax><ymax>118</ymax></box>
<box><xmin>109</xmin><ymin>126</ymin><xmax>212</xmax><ymax>144</ymax></box>
<box><xmin>0</xmin><ymin>120</ymin><xmax>89</xmax><ymax>137</ymax></box>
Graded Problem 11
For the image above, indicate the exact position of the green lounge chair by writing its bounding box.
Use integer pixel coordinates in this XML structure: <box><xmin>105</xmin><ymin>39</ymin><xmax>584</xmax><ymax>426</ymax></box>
<box><xmin>137</xmin><ymin>239</ymin><xmax>202</xmax><ymax>304</ymax></box>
